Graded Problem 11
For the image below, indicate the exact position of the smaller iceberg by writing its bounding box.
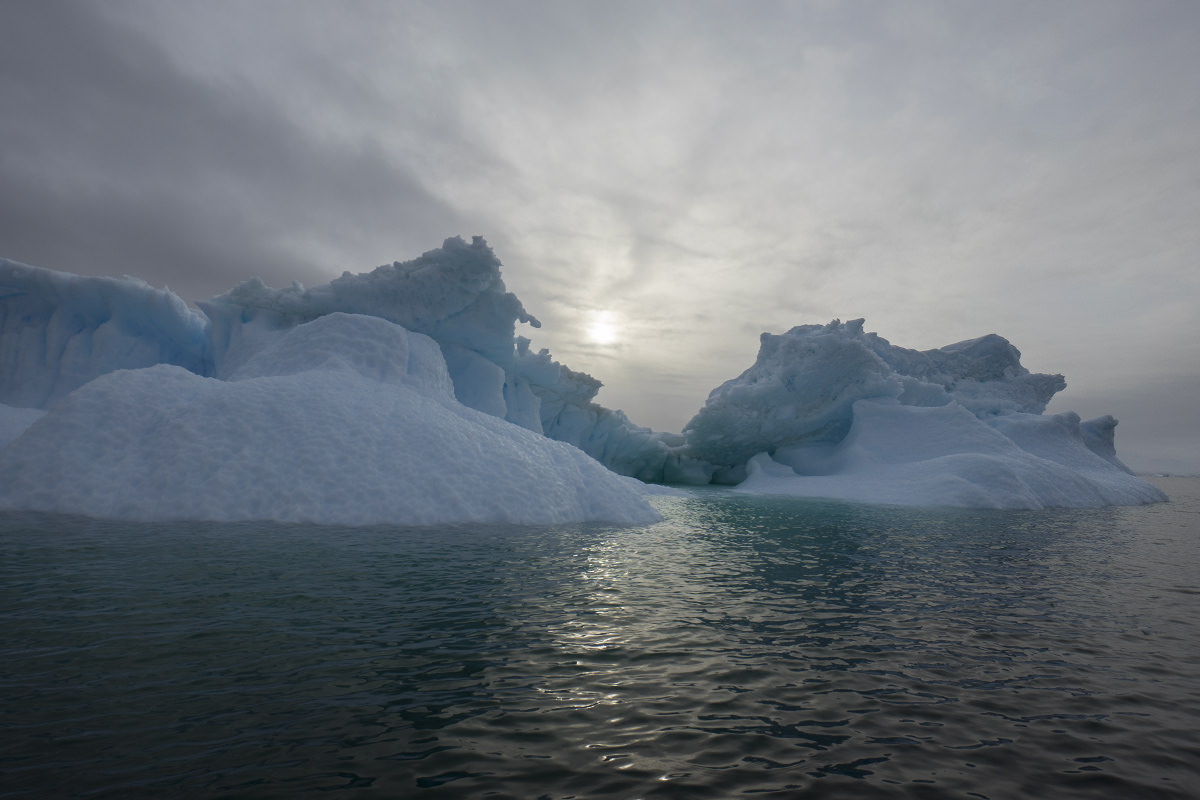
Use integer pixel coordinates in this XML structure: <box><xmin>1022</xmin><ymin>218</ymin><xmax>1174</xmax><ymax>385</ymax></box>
<box><xmin>694</xmin><ymin>319</ymin><xmax>1166</xmax><ymax>509</ymax></box>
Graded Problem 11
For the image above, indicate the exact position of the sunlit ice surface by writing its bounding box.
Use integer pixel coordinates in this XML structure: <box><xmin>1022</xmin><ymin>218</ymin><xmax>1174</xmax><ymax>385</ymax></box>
<box><xmin>1</xmin><ymin>476</ymin><xmax>1197</xmax><ymax>797</ymax></box>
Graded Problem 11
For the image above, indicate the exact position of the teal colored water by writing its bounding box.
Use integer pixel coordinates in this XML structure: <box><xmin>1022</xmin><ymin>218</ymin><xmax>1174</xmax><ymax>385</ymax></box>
<box><xmin>1</xmin><ymin>478</ymin><xmax>1198</xmax><ymax>798</ymax></box>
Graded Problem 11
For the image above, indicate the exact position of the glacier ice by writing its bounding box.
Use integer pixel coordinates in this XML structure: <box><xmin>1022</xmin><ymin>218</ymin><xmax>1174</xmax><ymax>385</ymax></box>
<box><xmin>0</xmin><ymin>239</ymin><xmax>1167</xmax><ymax>521</ymax></box>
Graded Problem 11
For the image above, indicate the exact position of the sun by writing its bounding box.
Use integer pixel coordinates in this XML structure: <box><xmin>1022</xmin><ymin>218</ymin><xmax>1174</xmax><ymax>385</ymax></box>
<box><xmin>585</xmin><ymin>310</ymin><xmax>620</xmax><ymax>346</ymax></box>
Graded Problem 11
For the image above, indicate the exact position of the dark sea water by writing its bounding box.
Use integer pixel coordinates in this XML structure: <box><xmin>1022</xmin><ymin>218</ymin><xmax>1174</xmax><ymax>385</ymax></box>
<box><xmin>2</xmin><ymin>477</ymin><xmax>1198</xmax><ymax>799</ymax></box>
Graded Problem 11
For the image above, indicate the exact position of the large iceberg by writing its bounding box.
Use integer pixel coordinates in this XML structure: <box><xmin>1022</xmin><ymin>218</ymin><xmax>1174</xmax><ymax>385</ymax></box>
<box><xmin>0</xmin><ymin>239</ymin><xmax>1166</xmax><ymax>522</ymax></box>
<box><xmin>0</xmin><ymin>242</ymin><xmax>661</xmax><ymax>525</ymax></box>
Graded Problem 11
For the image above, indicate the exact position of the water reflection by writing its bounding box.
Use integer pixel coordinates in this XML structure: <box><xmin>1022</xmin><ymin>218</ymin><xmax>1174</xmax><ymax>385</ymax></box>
<box><xmin>2</xmin><ymin>481</ymin><xmax>1197</xmax><ymax>797</ymax></box>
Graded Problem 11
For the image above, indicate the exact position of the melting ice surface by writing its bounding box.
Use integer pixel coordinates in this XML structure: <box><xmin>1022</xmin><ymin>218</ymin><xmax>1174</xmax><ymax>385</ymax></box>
<box><xmin>0</xmin><ymin>237</ymin><xmax>1165</xmax><ymax>524</ymax></box>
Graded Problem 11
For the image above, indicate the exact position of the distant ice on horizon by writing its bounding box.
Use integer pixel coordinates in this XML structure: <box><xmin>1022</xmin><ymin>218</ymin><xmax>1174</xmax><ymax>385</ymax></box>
<box><xmin>0</xmin><ymin>237</ymin><xmax>1166</xmax><ymax>523</ymax></box>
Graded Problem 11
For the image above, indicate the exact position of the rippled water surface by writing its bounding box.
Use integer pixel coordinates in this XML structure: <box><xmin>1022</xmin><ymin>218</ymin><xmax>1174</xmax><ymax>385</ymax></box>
<box><xmin>2</xmin><ymin>477</ymin><xmax>1199</xmax><ymax>798</ymax></box>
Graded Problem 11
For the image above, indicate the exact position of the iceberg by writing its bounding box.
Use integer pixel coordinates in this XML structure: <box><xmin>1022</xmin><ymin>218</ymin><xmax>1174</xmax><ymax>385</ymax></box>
<box><xmin>0</xmin><ymin>239</ymin><xmax>1166</xmax><ymax>522</ymax></box>
<box><xmin>0</xmin><ymin>244</ymin><xmax>660</xmax><ymax>525</ymax></box>
<box><xmin>692</xmin><ymin>319</ymin><xmax>1166</xmax><ymax>508</ymax></box>
<box><xmin>684</xmin><ymin>319</ymin><xmax>1065</xmax><ymax>472</ymax></box>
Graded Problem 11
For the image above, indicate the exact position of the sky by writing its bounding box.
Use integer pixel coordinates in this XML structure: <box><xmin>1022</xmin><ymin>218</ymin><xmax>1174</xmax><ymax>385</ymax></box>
<box><xmin>2</xmin><ymin>0</ymin><xmax>1198</xmax><ymax>474</ymax></box>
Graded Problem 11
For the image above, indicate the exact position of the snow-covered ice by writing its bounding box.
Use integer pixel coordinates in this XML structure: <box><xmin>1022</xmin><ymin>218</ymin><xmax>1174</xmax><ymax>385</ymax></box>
<box><xmin>0</xmin><ymin>241</ymin><xmax>1166</xmax><ymax>522</ymax></box>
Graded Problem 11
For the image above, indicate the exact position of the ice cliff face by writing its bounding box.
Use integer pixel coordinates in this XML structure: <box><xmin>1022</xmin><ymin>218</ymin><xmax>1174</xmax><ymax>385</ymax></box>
<box><xmin>0</xmin><ymin>238</ymin><xmax>1168</xmax><ymax>518</ymax></box>
<box><xmin>0</xmin><ymin>261</ymin><xmax>207</xmax><ymax>409</ymax></box>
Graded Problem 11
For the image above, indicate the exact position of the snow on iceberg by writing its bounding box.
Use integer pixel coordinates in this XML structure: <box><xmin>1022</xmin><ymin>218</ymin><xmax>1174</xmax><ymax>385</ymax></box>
<box><xmin>695</xmin><ymin>319</ymin><xmax>1166</xmax><ymax>508</ymax></box>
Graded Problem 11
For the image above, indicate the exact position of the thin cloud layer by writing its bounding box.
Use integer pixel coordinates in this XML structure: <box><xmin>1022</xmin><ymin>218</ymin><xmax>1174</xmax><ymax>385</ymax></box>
<box><xmin>2</xmin><ymin>0</ymin><xmax>1197</xmax><ymax>472</ymax></box>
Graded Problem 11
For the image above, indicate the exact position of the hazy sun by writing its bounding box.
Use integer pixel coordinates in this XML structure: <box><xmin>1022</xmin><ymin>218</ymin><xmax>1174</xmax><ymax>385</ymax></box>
<box><xmin>586</xmin><ymin>310</ymin><xmax>619</xmax><ymax>346</ymax></box>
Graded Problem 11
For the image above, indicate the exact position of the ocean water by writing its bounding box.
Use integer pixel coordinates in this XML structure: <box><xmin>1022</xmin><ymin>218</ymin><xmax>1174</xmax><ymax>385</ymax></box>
<box><xmin>1</xmin><ymin>477</ymin><xmax>1197</xmax><ymax>799</ymax></box>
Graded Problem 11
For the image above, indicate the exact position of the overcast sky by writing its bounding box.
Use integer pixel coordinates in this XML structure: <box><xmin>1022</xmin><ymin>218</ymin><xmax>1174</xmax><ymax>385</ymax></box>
<box><xmin>3</xmin><ymin>0</ymin><xmax>1198</xmax><ymax>473</ymax></box>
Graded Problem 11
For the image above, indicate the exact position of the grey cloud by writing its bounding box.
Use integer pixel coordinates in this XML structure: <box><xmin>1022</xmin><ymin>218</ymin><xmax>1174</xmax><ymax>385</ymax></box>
<box><xmin>0</xmin><ymin>0</ymin><xmax>464</xmax><ymax>302</ymax></box>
